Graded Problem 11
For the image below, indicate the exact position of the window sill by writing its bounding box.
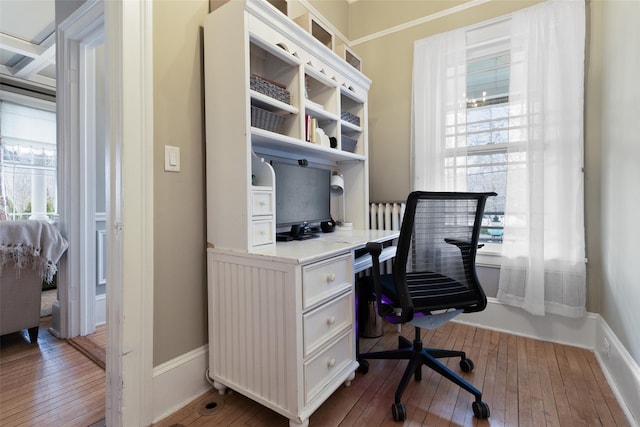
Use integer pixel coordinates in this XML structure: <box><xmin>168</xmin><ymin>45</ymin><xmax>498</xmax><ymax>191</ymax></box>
<box><xmin>477</xmin><ymin>243</ymin><xmax>502</xmax><ymax>267</ymax></box>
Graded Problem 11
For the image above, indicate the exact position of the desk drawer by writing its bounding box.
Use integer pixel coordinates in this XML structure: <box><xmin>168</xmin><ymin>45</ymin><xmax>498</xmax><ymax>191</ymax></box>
<box><xmin>302</xmin><ymin>254</ymin><xmax>351</xmax><ymax>310</ymax></box>
<box><xmin>252</xmin><ymin>190</ymin><xmax>273</xmax><ymax>217</ymax></box>
<box><xmin>303</xmin><ymin>290</ymin><xmax>353</xmax><ymax>357</ymax></box>
<box><xmin>251</xmin><ymin>219</ymin><xmax>274</xmax><ymax>247</ymax></box>
<box><xmin>304</xmin><ymin>330</ymin><xmax>353</xmax><ymax>404</ymax></box>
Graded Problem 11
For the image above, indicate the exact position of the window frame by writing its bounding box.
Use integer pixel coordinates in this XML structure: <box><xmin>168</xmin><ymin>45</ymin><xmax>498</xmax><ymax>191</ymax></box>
<box><xmin>0</xmin><ymin>89</ymin><xmax>57</xmax><ymax>221</ymax></box>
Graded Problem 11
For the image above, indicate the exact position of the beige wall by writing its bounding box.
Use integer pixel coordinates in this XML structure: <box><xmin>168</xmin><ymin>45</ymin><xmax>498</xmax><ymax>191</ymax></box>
<box><xmin>153</xmin><ymin>0</ymin><xmax>209</xmax><ymax>365</ymax></box>
<box><xmin>597</xmin><ymin>0</ymin><xmax>640</xmax><ymax>365</ymax></box>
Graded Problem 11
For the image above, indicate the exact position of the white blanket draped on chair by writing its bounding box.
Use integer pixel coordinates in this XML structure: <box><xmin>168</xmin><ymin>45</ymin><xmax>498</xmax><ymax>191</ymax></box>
<box><xmin>0</xmin><ymin>220</ymin><xmax>68</xmax><ymax>283</ymax></box>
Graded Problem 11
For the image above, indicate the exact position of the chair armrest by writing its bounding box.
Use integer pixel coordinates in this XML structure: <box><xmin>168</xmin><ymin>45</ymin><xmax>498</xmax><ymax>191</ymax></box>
<box><xmin>444</xmin><ymin>238</ymin><xmax>484</xmax><ymax>251</ymax></box>
<box><xmin>365</xmin><ymin>241</ymin><xmax>383</xmax><ymax>258</ymax></box>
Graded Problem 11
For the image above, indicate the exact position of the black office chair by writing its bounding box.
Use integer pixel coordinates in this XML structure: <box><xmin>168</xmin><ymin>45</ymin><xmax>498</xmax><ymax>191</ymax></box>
<box><xmin>358</xmin><ymin>191</ymin><xmax>496</xmax><ymax>421</ymax></box>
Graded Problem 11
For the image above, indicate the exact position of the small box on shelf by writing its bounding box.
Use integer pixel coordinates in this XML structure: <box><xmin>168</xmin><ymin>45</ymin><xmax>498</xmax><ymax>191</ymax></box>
<box><xmin>335</xmin><ymin>44</ymin><xmax>362</xmax><ymax>71</ymax></box>
<box><xmin>294</xmin><ymin>12</ymin><xmax>334</xmax><ymax>50</ymax></box>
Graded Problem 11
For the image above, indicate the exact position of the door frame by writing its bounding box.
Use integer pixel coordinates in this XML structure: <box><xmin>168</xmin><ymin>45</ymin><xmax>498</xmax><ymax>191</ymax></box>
<box><xmin>56</xmin><ymin>0</ymin><xmax>103</xmax><ymax>339</ymax></box>
<box><xmin>57</xmin><ymin>0</ymin><xmax>154</xmax><ymax>424</ymax></box>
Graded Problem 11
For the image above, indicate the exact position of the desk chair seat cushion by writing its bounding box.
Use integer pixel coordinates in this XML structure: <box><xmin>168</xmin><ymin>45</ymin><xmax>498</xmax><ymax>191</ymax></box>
<box><xmin>379</xmin><ymin>272</ymin><xmax>484</xmax><ymax>317</ymax></box>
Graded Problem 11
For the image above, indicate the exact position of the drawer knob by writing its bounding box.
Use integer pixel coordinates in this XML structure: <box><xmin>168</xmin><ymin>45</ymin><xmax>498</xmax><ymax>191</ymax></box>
<box><xmin>326</xmin><ymin>316</ymin><xmax>336</xmax><ymax>326</ymax></box>
<box><xmin>326</xmin><ymin>273</ymin><xmax>336</xmax><ymax>282</ymax></box>
<box><xmin>327</xmin><ymin>358</ymin><xmax>336</xmax><ymax>368</ymax></box>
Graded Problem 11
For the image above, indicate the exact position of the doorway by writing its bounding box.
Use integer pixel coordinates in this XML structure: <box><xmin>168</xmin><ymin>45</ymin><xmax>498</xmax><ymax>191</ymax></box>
<box><xmin>54</xmin><ymin>0</ymin><xmax>106</xmax><ymax>340</ymax></box>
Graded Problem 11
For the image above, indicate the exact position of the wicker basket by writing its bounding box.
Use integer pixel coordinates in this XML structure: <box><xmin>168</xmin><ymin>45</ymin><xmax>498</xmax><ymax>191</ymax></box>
<box><xmin>251</xmin><ymin>106</ymin><xmax>285</xmax><ymax>133</ymax></box>
<box><xmin>250</xmin><ymin>74</ymin><xmax>291</xmax><ymax>104</ymax></box>
<box><xmin>342</xmin><ymin>135</ymin><xmax>358</xmax><ymax>153</ymax></box>
<box><xmin>341</xmin><ymin>111</ymin><xmax>360</xmax><ymax>127</ymax></box>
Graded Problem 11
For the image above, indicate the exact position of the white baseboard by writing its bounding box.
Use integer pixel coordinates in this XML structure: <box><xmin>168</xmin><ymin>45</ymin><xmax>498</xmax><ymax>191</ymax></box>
<box><xmin>455</xmin><ymin>297</ymin><xmax>639</xmax><ymax>427</ymax></box>
<box><xmin>594</xmin><ymin>318</ymin><xmax>640</xmax><ymax>427</ymax></box>
<box><xmin>95</xmin><ymin>294</ymin><xmax>106</xmax><ymax>326</ymax></box>
<box><xmin>455</xmin><ymin>297</ymin><xmax>597</xmax><ymax>349</ymax></box>
<box><xmin>152</xmin><ymin>345</ymin><xmax>211</xmax><ymax>423</ymax></box>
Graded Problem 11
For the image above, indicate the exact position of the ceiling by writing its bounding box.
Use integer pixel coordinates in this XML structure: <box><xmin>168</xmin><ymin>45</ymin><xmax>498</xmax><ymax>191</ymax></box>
<box><xmin>0</xmin><ymin>0</ymin><xmax>57</xmax><ymax>93</ymax></box>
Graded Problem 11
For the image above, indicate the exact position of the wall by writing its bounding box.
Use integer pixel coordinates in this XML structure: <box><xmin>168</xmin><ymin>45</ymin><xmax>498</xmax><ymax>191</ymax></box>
<box><xmin>598</xmin><ymin>0</ymin><xmax>640</xmax><ymax>366</ymax></box>
<box><xmin>153</xmin><ymin>0</ymin><xmax>209</xmax><ymax>365</ymax></box>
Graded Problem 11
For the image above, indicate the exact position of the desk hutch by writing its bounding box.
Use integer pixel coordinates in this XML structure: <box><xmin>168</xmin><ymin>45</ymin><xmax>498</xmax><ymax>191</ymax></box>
<box><xmin>203</xmin><ymin>2</ymin><xmax>390</xmax><ymax>426</ymax></box>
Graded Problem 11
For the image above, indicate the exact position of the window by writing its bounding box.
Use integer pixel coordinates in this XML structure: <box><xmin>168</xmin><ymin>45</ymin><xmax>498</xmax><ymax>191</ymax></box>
<box><xmin>414</xmin><ymin>19</ymin><xmax>512</xmax><ymax>246</ymax></box>
<box><xmin>412</xmin><ymin>0</ymin><xmax>587</xmax><ymax>317</ymax></box>
<box><xmin>0</xmin><ymin>99</ymin><xmax>57</xmax><ymax>221</ymax></box>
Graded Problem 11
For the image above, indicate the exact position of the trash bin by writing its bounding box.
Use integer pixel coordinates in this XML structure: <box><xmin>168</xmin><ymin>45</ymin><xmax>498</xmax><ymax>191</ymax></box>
<box><xmin>357</xmin><ymin>276</ymin><xmax>383</xmax><ymax>338</ymax></box>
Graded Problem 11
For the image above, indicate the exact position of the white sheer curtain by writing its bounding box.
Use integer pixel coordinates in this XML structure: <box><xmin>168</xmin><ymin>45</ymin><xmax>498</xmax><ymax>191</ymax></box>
<box><xmin>411</xmin><ymin>30</ymin><xmax>467</xmax><ymax>191</ymax></box>
<box><xmin>497</xmin><ymin>0</ymin><xmax>586</xmax><ymax>317</ymax></box>
<box><xmin>411</xmin><ymin>0</ymin><xmax>587</xmax><ymax>318</ymax></box>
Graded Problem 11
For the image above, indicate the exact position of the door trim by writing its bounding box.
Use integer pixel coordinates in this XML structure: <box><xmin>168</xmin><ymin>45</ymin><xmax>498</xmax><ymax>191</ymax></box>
<box><xmin>56</xmin><ymin>0</ymin><xmax>105</xmax><ymax>339</ymax></box>
<box><xmin>57</xmin><ymin>0</ymin><xmax>155</xmax><ymax>424</ymax></box>
<box><xmin>104</xmin><ymin>0</ymin><xmax>154</xmax><ymax>424</ymax></box>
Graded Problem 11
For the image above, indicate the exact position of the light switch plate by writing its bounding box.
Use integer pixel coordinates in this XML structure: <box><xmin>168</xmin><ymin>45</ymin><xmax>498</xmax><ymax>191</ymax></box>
<box><xmin>164</xmin><ymin>145</ymin><xmax>180</xmax><ymax>172</ymax></box>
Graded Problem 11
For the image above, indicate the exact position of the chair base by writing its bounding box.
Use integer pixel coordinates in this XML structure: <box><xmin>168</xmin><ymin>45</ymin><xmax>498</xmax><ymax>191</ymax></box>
<box><xmin>358</xmin><ymin>328</ymin><xmax>490</xmax><ymax>421</ymax></box>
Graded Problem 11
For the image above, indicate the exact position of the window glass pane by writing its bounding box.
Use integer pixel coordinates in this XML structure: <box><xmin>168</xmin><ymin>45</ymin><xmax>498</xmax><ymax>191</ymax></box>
<box><xmin>464</xmin><ymin>50</ymin><xmax>510</xmax><ymax>243</ymax></box>
<box><xmin>0</xmin><ymin>101</ymin><xmax>57</xmax><ymax>221</ymax></box>
<box><xmin>467</xmin><ymin>53</ymin><xmax>510</xmax><ymax>105</ymax></box>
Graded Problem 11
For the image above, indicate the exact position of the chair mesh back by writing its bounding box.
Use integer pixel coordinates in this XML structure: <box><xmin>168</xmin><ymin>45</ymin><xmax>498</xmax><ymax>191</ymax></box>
<box><xmin>394</xmin><ymin>192</ymin><xmax>493</xmax><ymax>314</ymax></box>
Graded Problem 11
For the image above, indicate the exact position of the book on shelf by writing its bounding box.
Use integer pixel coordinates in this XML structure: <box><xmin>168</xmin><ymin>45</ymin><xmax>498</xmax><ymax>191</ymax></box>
<box><xmin>305</xmin><ymin>114</ymin><xmax>318</xmax><ymax>143</ymax></box>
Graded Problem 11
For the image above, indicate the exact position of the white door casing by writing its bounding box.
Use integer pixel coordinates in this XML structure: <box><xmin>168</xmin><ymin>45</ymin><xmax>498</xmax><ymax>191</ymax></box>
<box><xmin>56</xmin><ymin>0</ymin><xmax>104</xmax><ymax>340</ymax></box>
<box><xmin>58</xmin><ymin>0</ymin><xmax>154</xmax><ymax>425</ymax></box>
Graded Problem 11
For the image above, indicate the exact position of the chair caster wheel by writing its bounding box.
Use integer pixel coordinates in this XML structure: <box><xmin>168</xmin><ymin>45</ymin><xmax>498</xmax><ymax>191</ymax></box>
<box><xmin>391</xmin><ymin>402</ymin><xmax>407</xmax><ymax>421</ymax></box>
<box><xmin>460</xmin><ymin>358</ymin><xmax>474</xmax><ymax>373</ymax></box>
<box><xmin>472</xmin><ymin>401</ymin><xmax>490</xmax><ymax>419</ymax></box>
<box><xmin>357</xmin><ymin>359</ymin><xmax>369</xmax><ymax>374</ymax></box>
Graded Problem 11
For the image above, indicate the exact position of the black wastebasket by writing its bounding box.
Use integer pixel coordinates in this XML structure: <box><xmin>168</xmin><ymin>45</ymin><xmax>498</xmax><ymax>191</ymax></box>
<box><xmin>357</xmin><ymin>276</ymin><xmax>383</xmax><ymax>338</ymax></box>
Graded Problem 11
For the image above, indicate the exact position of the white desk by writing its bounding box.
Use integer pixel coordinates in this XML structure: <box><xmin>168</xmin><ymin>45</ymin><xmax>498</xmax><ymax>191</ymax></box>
<box><xmin>207</xmin><ymin>229</ymin><xmax>398</xmax><ymax>427</ymax></box>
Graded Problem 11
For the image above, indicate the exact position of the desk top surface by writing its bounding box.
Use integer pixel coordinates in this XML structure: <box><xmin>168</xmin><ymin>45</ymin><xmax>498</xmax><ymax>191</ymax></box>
<box><xmin>209</xmin><ymin>228</ymin><xmax>399</xmax><ymax>265</ymax></box>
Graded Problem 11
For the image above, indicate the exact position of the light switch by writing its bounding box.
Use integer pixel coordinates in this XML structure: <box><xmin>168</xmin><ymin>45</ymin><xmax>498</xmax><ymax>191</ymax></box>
<box><xmin>164</xmin><ymin>145</ymin><xmax>180</xmax><ymax>172</ymax></box>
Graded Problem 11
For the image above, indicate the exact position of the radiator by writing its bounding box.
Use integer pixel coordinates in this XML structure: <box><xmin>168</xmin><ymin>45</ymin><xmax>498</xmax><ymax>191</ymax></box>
<box><xmin>367</xmin><ymin>202</ymin><xmax>405</xmax><ymax>274</ymax></box>
<box><xmin>369</xmin><ymin>202</ymin><xmax>405</xmax><ymax>232</ymax></box>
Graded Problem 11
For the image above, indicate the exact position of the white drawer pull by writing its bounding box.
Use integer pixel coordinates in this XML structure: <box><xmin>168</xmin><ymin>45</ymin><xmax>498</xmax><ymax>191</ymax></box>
<box><xmin>326</xmin><ymin>273</ymin><xmax>336</xmax><ymax>282</ymax></box>
<box><xmin>327</xmin><ymin>358</ymin><xmax>336</xmax><ymax>368</ymax></box>
<box><xmin>326</xmin><ymin>316</ymin><xmax>336</xmax><ymax>326</ymax></box>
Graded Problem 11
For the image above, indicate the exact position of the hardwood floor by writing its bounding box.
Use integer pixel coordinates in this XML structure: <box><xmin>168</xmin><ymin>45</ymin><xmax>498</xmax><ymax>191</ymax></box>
<box><xmin>1</xmin><ymin>318</ymin><xmax>628</xmax><ymax>427</ymax></box>
<box><xmin>155</xmin><ymin>321</ymin><xmax>629</xmax><ymax>427</ymax></box>
<box><xmin>0</xmin><ymin>316</ymin><xmax>105</xmax><ymax>427</ymax></box>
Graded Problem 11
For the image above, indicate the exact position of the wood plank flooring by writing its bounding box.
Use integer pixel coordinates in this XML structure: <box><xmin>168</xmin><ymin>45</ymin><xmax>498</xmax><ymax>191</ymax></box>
<box><xmin>155</xmin><ymin>321</ymin><xmax>629</xmax><ymax>427</ymax></box>
<box><xmin>1</xmin><ymin>317</ymin><xmax>628</xmax><ymax>427</ymax></box>
<box><xmin>0</xmin><ymin>316</ymin><xmax>105</xmax><ymax>427</ymax></box>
